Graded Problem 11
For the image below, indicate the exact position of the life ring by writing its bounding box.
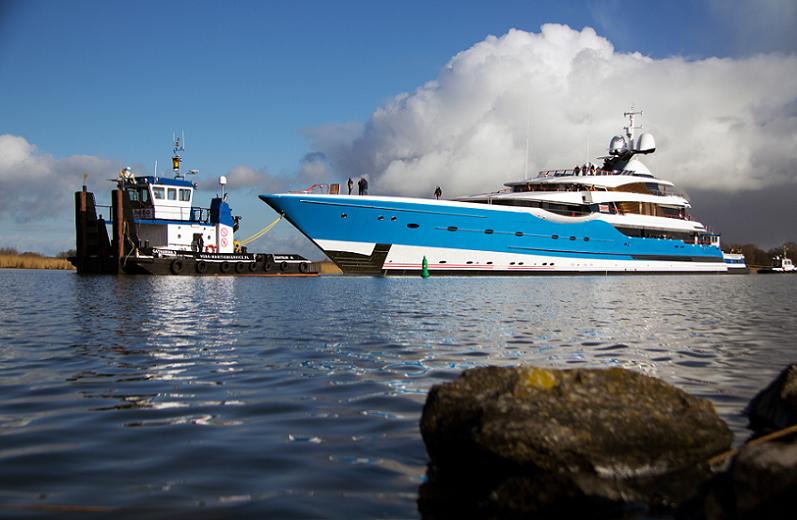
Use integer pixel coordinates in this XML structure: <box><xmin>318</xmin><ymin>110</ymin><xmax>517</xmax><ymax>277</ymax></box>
<box><xmin>220</xmin><ymin>261</ymin><xmax>232</xmax><ymax>273</ymax></box>
<box><xmin>248</xmin><ymin>262</ymin><xmax>258</xmax><ymax>272</ymax></box>
<box><xmin>235</xmin><ymin>262</ymin><xmax>246</xmax><ymax>273</ymax></box>
<box><xmin>195</xmin><ymin>260</ymin><xmax>208</xmax><ymax>274</ymax></box>
<box><xmin>264</xmin><ymin>261</ymin><xmax>273</xmax><ymax>272</ymax></box>
<box><xmin>204</xmin><ymin>245</ymin><xmax>217</xmax><ymax>253</ymax></box>
<box><xmin>279</xmin><ymin>261</ymin><xmax>289</xmax><ymax>272</ymax></box>
<box><xmin>298</xmin><ymin>262</ymin><xmax>309</xmax><ymax>273</ymax></box>
<box><xmin>170</xmin><ymin>259</ymin><xmax>184</xmax><ymax>275</ymax></box>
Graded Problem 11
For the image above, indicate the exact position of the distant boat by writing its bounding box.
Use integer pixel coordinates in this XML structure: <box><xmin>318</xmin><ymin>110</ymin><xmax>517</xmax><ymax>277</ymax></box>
<box><xmin>757</xmin><ymin>249</ymin><xmax>795</xmax><ymax>274</ymax></box>
<box><xmin>260</xmin><ymin>111</ymin><xmax>742</xmax><ymax>275</ymax></box>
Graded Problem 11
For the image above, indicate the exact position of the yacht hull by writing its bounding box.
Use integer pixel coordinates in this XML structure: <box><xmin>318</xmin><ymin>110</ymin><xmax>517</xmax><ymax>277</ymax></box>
<box><xmin>260</xmin><ymin>193</ymin><xmax>729</xmax><ymax>276</ymax></box>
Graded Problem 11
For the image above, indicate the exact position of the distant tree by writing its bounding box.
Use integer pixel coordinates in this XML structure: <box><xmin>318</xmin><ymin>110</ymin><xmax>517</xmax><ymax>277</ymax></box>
<box><xmin>19</xmin><ymin>251</ymin><xmax>43</xmax><ymax>257</ymax></box>
<box><xmin>56</xmin><ymin>249</ymin><xmax>77</xmax><ymax>259</ymax></box>
<box><xmin>0</xmin><ymin>247</ymin><xmax>18</xmax><ymax>255</ymax></box>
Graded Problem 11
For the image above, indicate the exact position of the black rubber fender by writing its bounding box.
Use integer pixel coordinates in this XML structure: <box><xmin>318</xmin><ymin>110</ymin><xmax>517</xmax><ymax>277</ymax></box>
<box><xmin>279</xmin><ymin>261</ymin><xmax>289</xmax><ymax>272</ymax></box>
<box><xmin>220</xmin><ymin>261</ymin><xmax>232</xmax><ymax>274</ymax></box>
<box><xmin>235</xmin><ymin>262</ymin><xmax>246</xmax><ymax>274</ymax></box>
<box><xmin>170</xmin><ymin>259</ymin><xmax>184</xmax><ymax>275</ymax></box>
<box><xmin>195</xmin><ymin>260</ymin><xmax>208</xmax><ymax>274</ymax></box>
<box><xmin>298</xmin><ymin>262</ymin><xmax>309</xmax><ymax>273</ymax></box>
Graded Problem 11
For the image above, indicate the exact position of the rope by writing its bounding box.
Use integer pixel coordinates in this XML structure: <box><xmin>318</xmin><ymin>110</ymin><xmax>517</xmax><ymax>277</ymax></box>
<box><xmin>237</xmin><ymin>213</ymin><xmax>283</xmax><ymax>246</ymax></box>
<box><xmin>708</xmin><ymin>423</ymin><xmax>797</xmax><ymax>467</ymax></box>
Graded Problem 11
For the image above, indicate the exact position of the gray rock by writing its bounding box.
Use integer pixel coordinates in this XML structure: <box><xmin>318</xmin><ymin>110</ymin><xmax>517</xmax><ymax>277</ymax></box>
<box><xmin>745</xmin><ymin>363</ymin><xmax>797</xmax><ymax>435</ymax></box>
<box><xmin>419</xmin><ymin>366</ymin><xmax>733</xmax><ymax>517</ymax></box>
<box><xmin>731</xmin><ymin>438</ymin><xmax>797</xmax><ymax>518</ymax></box>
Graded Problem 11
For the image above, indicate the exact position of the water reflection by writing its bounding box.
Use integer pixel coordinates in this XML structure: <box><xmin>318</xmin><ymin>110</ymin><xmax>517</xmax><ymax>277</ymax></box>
<box><xmin>0</xmin><ymin>271</ymin><xmax>795</xmax><ymax>517</ymax></box>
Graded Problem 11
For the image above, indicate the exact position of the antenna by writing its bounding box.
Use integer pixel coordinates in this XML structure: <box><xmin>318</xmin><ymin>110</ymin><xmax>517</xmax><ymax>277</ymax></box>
<box><xmin>154</xmin><ymin>160</ymin><xmax>158</xmax><ymax>178</ymax></box>
<box><xmin>172</xmin><ymin>131</ymin><xmax>185</xmax><ymax>179</ymax></box>
<box><xmin>623</xmin><ymin>107</ymin><xmax>643</xmax><ymax>144</ymax></box>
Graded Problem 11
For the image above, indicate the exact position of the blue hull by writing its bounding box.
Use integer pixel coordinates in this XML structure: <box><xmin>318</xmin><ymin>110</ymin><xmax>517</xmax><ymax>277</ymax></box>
<box><xmin>259</xmin><ymin>194</ymin><xmax>726</xmax><ymax>275</ymax></box>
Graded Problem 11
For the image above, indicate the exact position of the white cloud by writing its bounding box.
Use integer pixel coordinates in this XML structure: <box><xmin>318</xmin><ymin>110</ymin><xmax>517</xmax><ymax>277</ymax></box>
<box><xmin>0</xmin><ymin>134</ymin><xmax>116</xmax><ymax>222</ymax></box>
<box><xmin>308</xmin><ymin>24</ymin><xmax>797</xmax><ymax>198</ymax></box>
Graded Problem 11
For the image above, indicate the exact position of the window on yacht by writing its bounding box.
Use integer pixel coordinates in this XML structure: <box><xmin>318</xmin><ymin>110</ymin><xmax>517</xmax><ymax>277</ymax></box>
<box><xmin>167</xmin><ymin>188</ymin><xmax>177</xmax><ymax>201</ymax></box>
<box><xmin>179</xmin><ymin>189</ymin><xmax>191</xmax><ymax>202</ymax></box>
<box><xmin>152</xmin><ymin>187</ymin><xmax>165</xmax><ymax>200</ymax></box>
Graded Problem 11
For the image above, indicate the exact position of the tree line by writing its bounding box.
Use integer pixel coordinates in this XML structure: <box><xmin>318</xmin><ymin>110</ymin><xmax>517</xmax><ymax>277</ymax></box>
<box><xmin>723</xmin><ymin>241</ymin><xmax>796</xmax><ymax>268</ymax></box>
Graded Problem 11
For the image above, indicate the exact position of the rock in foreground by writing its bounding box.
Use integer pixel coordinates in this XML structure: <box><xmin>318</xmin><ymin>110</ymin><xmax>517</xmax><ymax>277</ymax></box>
<box><xmin>745</xmin><ymin>363</ymin><xmax>797</xmax><ymax>436</ymax></box>
<box><xmin>419</xmin><ymin>366</ymin><xmax>732</xmax><ymax>518</ymax></box>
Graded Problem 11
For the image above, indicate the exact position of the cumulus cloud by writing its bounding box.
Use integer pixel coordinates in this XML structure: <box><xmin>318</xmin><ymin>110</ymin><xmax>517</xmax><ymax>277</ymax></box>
<box><xmin>0</xmin><ymin>134</ymin><xmax>117</xmax><ymax>222</ymax></box>
<box><xmin>308</xmin><ymin>24</ymin><xmax>797</xmax><ymax>199</ymax></box>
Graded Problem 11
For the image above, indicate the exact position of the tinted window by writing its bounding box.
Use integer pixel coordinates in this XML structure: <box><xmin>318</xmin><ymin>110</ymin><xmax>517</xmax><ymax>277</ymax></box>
<box><xmin>152</xmin><ymin>187</ymin><xmax>165</xmax><ymax>199</ymax></box>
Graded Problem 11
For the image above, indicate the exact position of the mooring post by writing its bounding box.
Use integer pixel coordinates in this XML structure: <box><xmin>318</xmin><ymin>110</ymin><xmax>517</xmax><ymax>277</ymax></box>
<box><xmin>75</xmin><ymin>190</ymin><xmax>88</xmax><ymax>271</ymax></box>
<box><xmin>112</xmin><ymin>189</ymin><xmax>124</xmax><ymax>273</ymax></box>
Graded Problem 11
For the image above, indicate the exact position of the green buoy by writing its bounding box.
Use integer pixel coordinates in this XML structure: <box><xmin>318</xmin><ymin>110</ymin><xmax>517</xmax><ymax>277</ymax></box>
<box><xmin>421</xmin><ymin>256</ymin><xmax>430</xmax><ymax>278</ymax></box>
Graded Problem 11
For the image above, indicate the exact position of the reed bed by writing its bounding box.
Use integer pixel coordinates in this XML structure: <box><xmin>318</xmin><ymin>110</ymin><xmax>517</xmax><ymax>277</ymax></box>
<box><xmin>0</xmin><ymin>255</ymin><xmax>75</xmax><ymax>270</ymax></box>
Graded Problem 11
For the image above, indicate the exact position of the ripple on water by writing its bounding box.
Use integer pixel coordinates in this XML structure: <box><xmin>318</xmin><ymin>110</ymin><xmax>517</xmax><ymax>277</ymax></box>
<box><xmin>0</xmin><ymin>271</ymin><xmax>795</xmax><ymax>517</ymax></box>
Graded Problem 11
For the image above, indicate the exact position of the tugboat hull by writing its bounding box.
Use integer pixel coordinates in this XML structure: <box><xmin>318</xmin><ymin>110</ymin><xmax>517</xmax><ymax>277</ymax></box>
<box><xmin>122</xmin><ymin>252</ymin><xmax>317</xmax><ymax>276</ymax></box>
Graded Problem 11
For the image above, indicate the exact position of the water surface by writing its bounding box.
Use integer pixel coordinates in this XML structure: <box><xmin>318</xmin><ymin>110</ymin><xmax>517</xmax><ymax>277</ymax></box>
<box><xmin>1</xmin><ymin>271</ymin><xmax>795</xmax><ymax>517</ymax></box>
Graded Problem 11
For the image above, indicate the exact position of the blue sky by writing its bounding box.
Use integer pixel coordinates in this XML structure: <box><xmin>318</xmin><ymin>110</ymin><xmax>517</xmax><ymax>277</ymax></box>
<box><xmin>1</xmin><ymin>0</ymin><xmax>795</xmax><ymax>256</ymax></box>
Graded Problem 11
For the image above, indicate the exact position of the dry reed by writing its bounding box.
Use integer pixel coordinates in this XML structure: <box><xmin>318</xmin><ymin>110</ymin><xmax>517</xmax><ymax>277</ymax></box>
<box><xmin>0</xmin><ymin>255</ymin><xmax>75</xmax><ymax>270</ymax></box>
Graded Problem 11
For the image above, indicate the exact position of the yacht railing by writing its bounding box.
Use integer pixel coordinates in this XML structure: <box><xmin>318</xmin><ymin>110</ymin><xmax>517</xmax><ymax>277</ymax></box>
<box><xmin>536</xmin><ymin>169</ymin><xmax>653</xmax><ymax>178</ymax></box>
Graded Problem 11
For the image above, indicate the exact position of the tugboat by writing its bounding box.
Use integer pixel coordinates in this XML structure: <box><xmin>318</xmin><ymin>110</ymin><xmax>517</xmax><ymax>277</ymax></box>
<box><xmin>69</xmin><ymin>136</ymin><xmax>317</xmax><ymax>276</ymax></box>
<box><xmin>757</xmin><ymin>248</ymin><xmax>795</xmax><ymax>274</ymax></box>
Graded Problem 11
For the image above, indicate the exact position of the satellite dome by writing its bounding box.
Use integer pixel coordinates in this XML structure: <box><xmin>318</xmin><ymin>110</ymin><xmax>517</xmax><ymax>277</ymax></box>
<box><xmin>609</xmin><ymin>135</ymin><xmax>627</xmax><ymax>155</ymax></box>
<box><xmin>636</xmin><ymin>132</ymin><xmax>656</xmax><ymax>154</ymax></box>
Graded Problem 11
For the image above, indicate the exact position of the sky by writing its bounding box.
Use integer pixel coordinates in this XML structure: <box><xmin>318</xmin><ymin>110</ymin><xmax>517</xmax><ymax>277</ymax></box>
<box><xmin>1</xmin><ymin>0</ymin><xmax>795</xmax><ymax>258</ymax></box>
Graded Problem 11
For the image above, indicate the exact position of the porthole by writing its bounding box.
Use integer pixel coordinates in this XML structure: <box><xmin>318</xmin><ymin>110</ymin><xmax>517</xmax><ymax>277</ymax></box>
<box><xmin>341</xmin><ymin>213</ymin><xmax>348</xmax><ymax>219</ymax></box>
<box><xmin>552</xmin><ymin>234</ymin><xmax>559</xmax><ymax>239</ymax></box>
<box><xmin>377</xmin><ymin>216</ymin><xmax>384</xmax><ymax>221</ymax></box>
<box><xmin>518</xmin><ymin>262</ymin><xmax>524</xmax><ymax>265</ymax></box>
<box><xmin>583</xmin><ymin>237</ymin><xmax>590</xmax><ymax>242</ymax></box>
<box><xmin>510</xmin><ymin>262</ymin><xmax>516</xmax><ymax>265</ymax></box>
<box><xmin>542</xmin><ymin>262</ymin><xmax>548</xmax><ymax>266</ymax></box>
<box><xmin>484</xmin><ymin>229</ymin><xmax>494</xmax><ymax>234</ymax></box>
<box><xmin>487</xmin><ymin>261</ymin><xmax>493</xmax><ymax>265</ymax></box>
<box><xmin>447</xmin><ymin>226</ymin><xmax>458</xmax><ymax>232</ymax></box>
<box><xmin>466</xmin><ymin>261</ymin><xmax>473</xmax><ymax>265</ymax></box>
<box><xmin>569</xmin><ymin>236</ymin><xmax>576</xmax><ymax>241</ymax></box>
<box><xmin>390</xmin><ymin>216</ymin><xmax>397</xmax><ymax>221</ymax></box>
<box><xmin>515</xmin><ymin>231</ymin><xmax>524</xmax><ymax>237</ymax></box>
<box><xmin>439</xmin><ymin>260</ymin><xmax>447</xmax><ymax>264</ymax></box>
<box><xmin>550</xmin><ymin>263</ymin><xmax>555</xmax><ymax>266</ymax></box>
<box><xmin>407</xmin><ymin>223</ymin><xmax>419</xmax><ymax>229</ymax></box>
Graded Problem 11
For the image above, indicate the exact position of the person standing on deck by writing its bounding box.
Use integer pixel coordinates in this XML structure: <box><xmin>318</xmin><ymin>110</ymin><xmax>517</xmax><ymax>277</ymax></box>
<box><xmin>434</xmin><ymin>186</ymin><xmax>442</xmax><ymax>199</ymax></box>
<box><xmin>347</xmin><ymin>177</ymin><xmax>353</xmax><ymax>195</ymax></box>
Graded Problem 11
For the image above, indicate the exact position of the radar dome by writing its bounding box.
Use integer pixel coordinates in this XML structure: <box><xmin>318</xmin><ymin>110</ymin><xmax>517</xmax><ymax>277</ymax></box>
<box><xmin>636</xmin><ymin>132</ymin><xmax>656</xmax><ymax>154</ymax></box>
<box><xmin>609</xmin><ymin>135</ymin><xmax>627</xmax><ymax>155</ymax></box>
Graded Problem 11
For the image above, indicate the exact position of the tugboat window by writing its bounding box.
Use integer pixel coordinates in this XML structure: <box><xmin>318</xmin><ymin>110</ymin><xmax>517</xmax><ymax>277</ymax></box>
<box><xmin>391</xmin><ymin>216</ymin><xmax>397</xmax><ymax>221</ymax></box>
<box><xmin>484</xmin><ymin>229</ymin><xmax>494</xmax><ymax>234</ymax></box>
<box><xmin>569</xmin><ymin>236</ymin><xmax>576</xmax><ymax>241</ymax></box>
<box><xmin>515</xmin><ymin>231</ymin><xmax>524</xmax><ymax>237</ymax></box>
<box><xmin>584</xmin><ymin>237</ymin><xmax>590</xmax><ymax>242</ymax></box>
<box><xmin>407</xmin><ymin>223</ymin><xmax>419</xmax><ymax>229</ymax></box>
<box><xmin>152</xmin><ymin>187</ymin><xmax>165</xmax><ymax>199</ymax></box>
<box><xmin>377</xmin><ymin>216</ymin><xmax>385</xmax><ymax>221</ymax></box>
<box><xmin>341</xmin><ymin>213</ymin><xmax>347</xmax><ymax>219</ymax></box>
<box><xmin>552</xmin><ymin>234</ymin><xmax>559</xmax><ymax>239</ymax></box>
<box><xmin>168</xmin><ymin>188</ymin><xmax>177</xmax><ymax>201</ymax></box>
<box><xmin>447</xmin><ymin>226</ymin><xmax>458</xmax><ymax>231</ymax></box>
<box><xmin>139</xmin><ymin>189</ymin><xmax>150</xmax><ymax>203</ymax></box>
<box><xmin>179</xmin><ymin>189</ymin><xmax>191</xmax><ymax>202</ymax></box>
